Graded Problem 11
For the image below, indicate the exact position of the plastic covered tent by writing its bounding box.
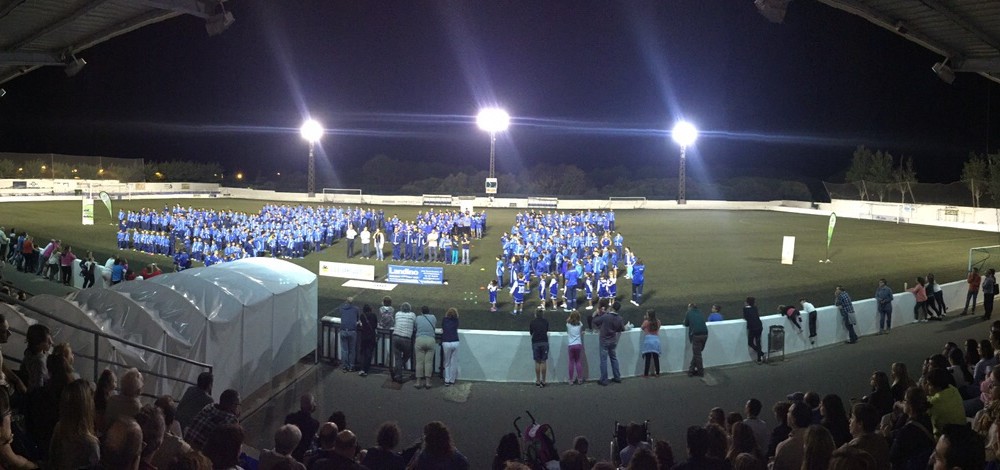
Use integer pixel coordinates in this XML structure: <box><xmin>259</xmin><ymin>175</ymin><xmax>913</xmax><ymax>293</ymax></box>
<box><xmin>26</xmin><ymin>257</ymin><xmax>317</xmax><ymax>398</ymax></box>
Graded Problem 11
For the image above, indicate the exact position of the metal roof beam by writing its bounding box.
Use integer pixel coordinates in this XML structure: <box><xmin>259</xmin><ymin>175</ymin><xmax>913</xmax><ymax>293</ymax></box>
<box><xmin>132</xmin><ymin>0</ymin><xmax>221</xmax><ymax>20</ymax></box>
<box><xmin>816</xmin><ymin>0</ymin><xmax>960</xmax><ymax>58</ymax></box>
<box><xmin>955</xmin><ymin>57</ymin><xmax>1000</xmax><ymax>73</ymax></box>
<box><xmin>5</xmin><ymin>0</ymin><xmax>113</xmax><ymax>52</ymax></box>
<box><xmin>70</xmin><ymin>9</ymin><xmax>182</xmax><ymax>54</ymax></box>
<box><xmin>0</xmin><ymin>0</ymin><xmax>25</xmax><ymax>22</ymax></box>
<box><xmin>0</xmin><ymin>51</ymin><xmax>62</xmax><ymax>66</ymax></box>
<box><xmin>0</xmin><ymin>64</ymin><xmax>39</xmax><ymax>86</ymax></box>
<box><xmin>918</xmin><ymin>0</ymin><xmax>1000</xmax><ymax>53</ymax></box>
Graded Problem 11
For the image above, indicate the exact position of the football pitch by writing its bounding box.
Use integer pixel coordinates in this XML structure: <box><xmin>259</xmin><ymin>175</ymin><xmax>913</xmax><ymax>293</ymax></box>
<box><xmin>3</xmin><ymin>198</ymin><xmax>998</xmax><ymax>330</ymax></box>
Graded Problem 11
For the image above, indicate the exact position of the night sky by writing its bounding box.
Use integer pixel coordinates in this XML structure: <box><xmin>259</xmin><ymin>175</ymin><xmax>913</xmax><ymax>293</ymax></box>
<box><xmin>0</xmin><ymin>0</ymin><xmax>997</xmax><ymax>186</ymax></box>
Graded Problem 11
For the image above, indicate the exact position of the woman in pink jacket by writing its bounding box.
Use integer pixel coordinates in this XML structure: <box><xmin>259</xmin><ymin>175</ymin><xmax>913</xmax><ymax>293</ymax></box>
<box><xmin>909</xmin><ymin>276</ymin><xmax>932</xmax><ymax>322</ymax></box>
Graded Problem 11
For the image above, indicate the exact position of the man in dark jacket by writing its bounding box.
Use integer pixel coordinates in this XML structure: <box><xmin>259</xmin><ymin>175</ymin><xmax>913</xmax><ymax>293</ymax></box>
<box><xmin>593</xmin><ymin>300</ymin><xmax>625</xmax><ymax>386</ymax></box>
<box><xmin>339</xmin><ymin>297</ymin><xmax>360</xmax><ymax>372</ymax></box>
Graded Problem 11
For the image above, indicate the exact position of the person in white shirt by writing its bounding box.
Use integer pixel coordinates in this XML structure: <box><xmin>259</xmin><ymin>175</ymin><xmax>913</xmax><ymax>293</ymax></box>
<box><xmin>800</xmin><ymin>298</ymin><xmax>818</xmax><ymax>344</ymax></box>
<box><xmin>344</xmin><ymin>224</ymin><xmax>358</xmax><ymax>258</ymax></box>
<box><xmin>360</xmin><ymin>227</ymin><xmax>372</xmax><ymax>258</ymax></box>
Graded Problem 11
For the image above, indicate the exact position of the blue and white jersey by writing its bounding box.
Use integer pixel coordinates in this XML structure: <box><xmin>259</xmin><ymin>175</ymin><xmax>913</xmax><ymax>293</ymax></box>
<box><xmin>489</xmin><ymin>284</ymin><xmax>498</xmax><ymax>303</ymax></box>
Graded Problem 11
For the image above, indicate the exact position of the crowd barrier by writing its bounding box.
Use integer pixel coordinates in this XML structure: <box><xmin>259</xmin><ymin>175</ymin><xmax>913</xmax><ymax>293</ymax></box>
<box><xmin>318</xmin><ymin>280</ymin><xmax>977</xmax><ymax>383</ymax></box>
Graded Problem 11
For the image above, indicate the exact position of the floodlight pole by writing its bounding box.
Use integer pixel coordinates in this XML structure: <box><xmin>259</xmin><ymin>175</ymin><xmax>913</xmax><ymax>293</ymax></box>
<box><xmin>307</xmin><ymin>141</ymin><xmax>316</xmax><ymax>198</ymax></box>
<box><xmin>678</xmin><ymin>145</ymin><xmax>687</xmax><ymax>205</ymax></box>
<box><xmin>489</xmin><ymin>131</ymin><xmax>497</xmax><ymax>179</ymax></box>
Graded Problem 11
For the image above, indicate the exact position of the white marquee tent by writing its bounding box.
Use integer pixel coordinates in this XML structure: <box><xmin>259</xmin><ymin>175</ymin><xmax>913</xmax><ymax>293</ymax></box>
<box><xmin>22</xmin><ymin>257</ymin><xmax>317</xmax><ymax>398</ymax></box>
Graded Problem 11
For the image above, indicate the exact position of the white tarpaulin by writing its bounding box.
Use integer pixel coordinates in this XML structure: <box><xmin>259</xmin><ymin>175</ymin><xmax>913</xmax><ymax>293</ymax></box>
<box><xmin>27</xmin><ymin>257</ymin><xmax>316</xmax><ymax>398</ymax></box>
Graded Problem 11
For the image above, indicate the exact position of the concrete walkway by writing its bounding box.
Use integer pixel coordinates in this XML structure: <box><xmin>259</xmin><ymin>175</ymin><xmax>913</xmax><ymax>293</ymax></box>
<box><xmin>2</xmin><ymin>264</ymin><xmax>989</xmax><ymax>466</ymax></box>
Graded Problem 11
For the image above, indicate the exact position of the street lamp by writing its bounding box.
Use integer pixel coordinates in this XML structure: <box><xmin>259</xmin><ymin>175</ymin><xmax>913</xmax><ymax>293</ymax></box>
<box><xmin>671</xmin><ymin>121</ymin><xmax>698</xmax><ymax>205</ymax></box>
<box><xmin>300</xmin><ymin>119</ymin><xmax>324</xmax><ymax>197</ymax></box>
<box><xmin>477</xmin><ymin>107</ymin><xmax>510</xmax><ymax>194</ymax></box>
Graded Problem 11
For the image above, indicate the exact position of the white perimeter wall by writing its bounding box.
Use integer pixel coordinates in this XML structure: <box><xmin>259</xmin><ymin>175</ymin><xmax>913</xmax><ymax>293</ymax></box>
<box><xmin>451</xmin><ymin>280</ymin><xmax>972</xmax><ymax>382</ymax></box>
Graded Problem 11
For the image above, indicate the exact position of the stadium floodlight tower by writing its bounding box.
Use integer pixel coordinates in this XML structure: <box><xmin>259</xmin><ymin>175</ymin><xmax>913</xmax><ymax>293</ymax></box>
<box><xmin>300</xmin><ymin>119</ymin><xmax>324</xmax><ymax>198</ymax></box>
<box><xmin>671</xmin><ymin>121</ymin><xmax>698</xmax><ymax>205</ymax></box>
<box><xmin>476</xmin><ymin>107</ymin><xmax>510</xmax><ymax>194</ymax></box>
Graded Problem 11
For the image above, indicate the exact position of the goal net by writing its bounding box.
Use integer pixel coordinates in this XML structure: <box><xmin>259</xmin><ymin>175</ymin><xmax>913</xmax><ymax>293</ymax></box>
<box><xmin>969</xmin><ymin>245</ymin><xmax>1000</xmax><ymax>272</ymax></box>
<box><xmin>527</xmin><ymin>197</ymin><xmax>558</xmax><ymax>209</ymax></box>
<box><xmin>321</xmin><ymin>188</ymin><xmax>362</xmax><ymax>204</ymax></box>
<box><xmin>608</xmin><ymin>196</ymin><xmax>646</xmax><ymax>209</ymax></box>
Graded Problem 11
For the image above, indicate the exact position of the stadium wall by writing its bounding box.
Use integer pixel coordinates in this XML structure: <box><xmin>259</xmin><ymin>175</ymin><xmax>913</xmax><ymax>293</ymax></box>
<box><xmin>437</xmin><ymin>280</ymin><xmax>969</xmax><ymax>382</ymax></box>
<box><xmin>822</xmin><ymin>199</ymin><xmax>1000</xmax><ymax>232</ymax></box>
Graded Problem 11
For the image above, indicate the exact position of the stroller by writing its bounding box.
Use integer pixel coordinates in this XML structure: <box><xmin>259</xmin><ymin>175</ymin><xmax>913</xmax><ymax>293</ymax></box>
<box><xmin>610</xmin><ymin>420</ymin><xmax>651</xmax><ymax>466</ymax></box>
<box><xmin>513</xmin><ymin>411</ymin><xmax>558</xmax><ymax>470</ymax></box>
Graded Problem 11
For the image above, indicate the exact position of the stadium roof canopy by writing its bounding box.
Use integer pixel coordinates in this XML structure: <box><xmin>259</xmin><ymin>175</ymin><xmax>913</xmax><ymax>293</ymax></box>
<box><xmin>756</xmin><ymin>0</ymin><xmax>1000</xmax><ymax>84</ymax></box>
<box><xmin>0</xmin><ymin>0</ymin><xmax>233</xmax><ymax>86</ymax></box>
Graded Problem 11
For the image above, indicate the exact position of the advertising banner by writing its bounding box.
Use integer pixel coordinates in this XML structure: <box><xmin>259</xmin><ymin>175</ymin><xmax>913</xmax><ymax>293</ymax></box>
<box><xmin>318</xmin><ymin>261</ymin><xmax>375</xmax><ymax>281</ymax></box>
<box><xmin>386</xmin><ymin>265</ymin><xmax>444</xmax><ymax>285</ymax></box>
<box><xmin>82</xmin><ymin>198</ymin><xmax>94</xmax><ymax>225</ymax></box>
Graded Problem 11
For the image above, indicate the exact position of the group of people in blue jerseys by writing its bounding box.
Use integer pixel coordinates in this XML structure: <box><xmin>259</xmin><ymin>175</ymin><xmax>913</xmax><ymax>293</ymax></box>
<box><xmin>485</xmin><ymin>209</ymin><xmax>646</xmax><ymax>315</ymax></box>
<box><xmin>383</xmin><ymin>209</ymin><xmax>486</xmax><ymax>264</ymax></box>
<box><xmin>115</xmin><ymin>204</ymin><xmax>489</xmax><ymax>271</ymax></box>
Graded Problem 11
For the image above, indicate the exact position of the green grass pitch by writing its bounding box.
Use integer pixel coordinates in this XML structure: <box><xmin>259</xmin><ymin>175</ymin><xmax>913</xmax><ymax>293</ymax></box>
<box><xmin>2</xmin><ymin>198</ymin><xmax>997</xmax><ymax>330</ymax></box>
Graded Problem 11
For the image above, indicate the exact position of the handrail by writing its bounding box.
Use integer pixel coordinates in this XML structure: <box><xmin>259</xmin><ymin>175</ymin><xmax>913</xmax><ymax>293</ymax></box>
<box><xmin>0</xmin><ymin>292</ymin><xmax>211</xmax><ymax>387</ymax></box>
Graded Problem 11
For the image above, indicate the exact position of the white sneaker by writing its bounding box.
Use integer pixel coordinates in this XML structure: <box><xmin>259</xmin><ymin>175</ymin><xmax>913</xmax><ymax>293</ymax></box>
<box><xmin>630</xmin><ymin>300</ymin><xmax>639</xmax><ymax>306</ymax></box>
<box><xmin>586</xmin><ymin>306</ymin><xmax>593</xmax><ymax>310</ymax></box>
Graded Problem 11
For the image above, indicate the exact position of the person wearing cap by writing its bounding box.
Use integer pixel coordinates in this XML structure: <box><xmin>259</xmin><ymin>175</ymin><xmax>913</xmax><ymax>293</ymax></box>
<box><xmin>835</xmin><ymin>286</ymin><xmax>859</xmax><ymax>344</ymax></box>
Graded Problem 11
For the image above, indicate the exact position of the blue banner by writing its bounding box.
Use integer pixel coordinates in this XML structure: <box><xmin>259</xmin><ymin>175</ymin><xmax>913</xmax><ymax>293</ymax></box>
<box><xmin>386</xmin><ymin>265</ymin><xmax>444</xmax><ymax>285</ymax></box>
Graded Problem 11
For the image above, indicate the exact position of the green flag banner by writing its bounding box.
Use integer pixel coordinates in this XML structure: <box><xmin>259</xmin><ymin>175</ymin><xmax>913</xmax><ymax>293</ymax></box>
<box><xmin>827</xmin><ymin>213</ymin><xmax>837</xmax><ymax>250</ymax></box>
<box><xmin>99</xmin><ymin>191</ymin><xmax>113</xmax><ymax>219</ymax></box>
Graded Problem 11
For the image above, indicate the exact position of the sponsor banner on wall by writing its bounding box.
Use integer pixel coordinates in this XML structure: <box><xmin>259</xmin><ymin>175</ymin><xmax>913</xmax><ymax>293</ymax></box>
<box><xmin>318</xmin><ymin>261</ymin><xmax>375</xmax><ymax>281</ymax></box>
<box><xmin>386</xmin><ymin>265</ymin><xmax>444</xmax><ymax>285</ymax></box>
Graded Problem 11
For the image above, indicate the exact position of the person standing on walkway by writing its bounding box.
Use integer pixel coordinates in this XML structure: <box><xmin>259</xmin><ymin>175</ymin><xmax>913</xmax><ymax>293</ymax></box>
<box><xmin>875</xmin><ymin>279</ymin><xmax>893</xmax><ymax>334</ymax></box>
<box><xmin>338</xmin><ymin>297</ymin><xmax>360</xmax><ymax>372</ymax></box>
<box><xmin>743</xmin><ymin>297</ymin><xmax>764</xmax><ymax>364</ymax></box>
<box><xmin>441</xmin><ymin>308</ymin><xmax>460</xmax><ymax>386</ymax></box>
<box><xmin>413</xmin><ymin>306</ymin><xmax>437</xmax><ymax>389</ymax></box>
<box><xmin>357</xmin><ymin>304</ymin><xmax>378</xmax><ymax>377</ymax></box>
<box><xmin>593</xmin><ymin>300</ymin><xmax>625</xmax><ymax>386</ymax></box>
<box><xmin>800</xmin><ymin>298</ymin><xmax>818</xmax><ymax>344</ymax></box>
<box><xmin>963</xmin><ymin>267</ymin><xmax>982</xmax><ymax>315</ymax></box>
<box><xmin>909</xmin><ymin>277</ymin><xmax>934</xmax><ymax>322</ymax></box>
<box><xmin>566</xmin><ymin>311</ymin><xmax>584</xmax><ymax>385</ymax></box>
<box><xmin>391</xmin><ymin>303</ymin><xmax>415</xmax><ymax>384</ymax></box>
<box><xmin>684</xmin><ymin>303</ymin><xmax>709</xmax><ymax>377</ymax></box>
<box><xmin>983</xmin><ymin>269</ymin><xmax>997</xmax><ymax>321</ymax></box>
<box><xmin>835</xmin><ymin>286</ymin><xmax>859</xmax><ymax>344</ymax></box>
<box><xmin>529</xmin><ymin>310</ymin><xmax>549</xmax><ymax>387</ymax></box>
<box><xmin>640</xmin><ymin>309</ymin><xmax>661</xmax><ymax>377</ymax></box>
<box><xmin>927</xmin><ymin>273</ymin><xmax>947</xmax><ymax>317</ymax></box>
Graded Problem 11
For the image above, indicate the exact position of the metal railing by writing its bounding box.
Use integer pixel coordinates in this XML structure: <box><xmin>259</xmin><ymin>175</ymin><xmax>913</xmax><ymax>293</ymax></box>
<box><xmin>0</xmin><ymin>292</ymin><xmax>212</xmax><ymax>389</ymax></box>
<box><xmin>320</xmin><ymin>318</ymin><xmax>446</xmax><ymax>377</ymax></box>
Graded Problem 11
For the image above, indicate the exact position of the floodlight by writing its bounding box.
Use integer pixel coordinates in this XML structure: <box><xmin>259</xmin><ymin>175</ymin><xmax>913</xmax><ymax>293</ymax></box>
<box><xmin>672</xmin><ymin>121</ymin><xmax>698</xmax><ymax>147</ymax></box>
<box><xmin>477</xmin><ymin>108</ymin><xmax>510</xmax><ymax>133</ymax></box>
<box><xmin>755</xmin><ymin>0</ymin><xmax>790</xmax><ymax>23</ymax></box>
<box><xmin>206</xmin><ymin>10</ymin><xmax>235</xmax><ymax>36</ymax></box>
<box><xmin>64</xmin><ymin>56</ymin><xmax>86</xmax><ymax>77</ymax></box>
<box><xmin>300</xmin><ymin>119</ymin><xmax>324</xmax><ymax>143</ymax></box>
<box><xmin>932</xmin><ymin>61</ymin><xmax>955</xmax><ymax>84</ymax></box>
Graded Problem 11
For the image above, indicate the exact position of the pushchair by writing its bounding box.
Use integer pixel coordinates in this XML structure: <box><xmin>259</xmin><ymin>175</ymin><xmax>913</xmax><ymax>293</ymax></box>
<box><xmin>514</xmin><ymin>411</ymin><xmax>558</xmax><ymax>470</ymax></box>
<box><xmin>610</xmin><ymin>420</ymin><xmax>651</xmax><ymax>466</ymax></box>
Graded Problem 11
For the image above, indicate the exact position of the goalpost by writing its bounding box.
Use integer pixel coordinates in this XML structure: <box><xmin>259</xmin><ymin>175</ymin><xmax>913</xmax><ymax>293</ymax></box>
<box><xmin>321</xmin><ymin>188</ymin><xmax>363</xmax><ymax>204</ymax></box>
<box><xmin>608</xmin><ymin>196</ymin><xmax>646</xmax><ymax>209</ymax></box>
<box><xmin>969</xmin><ymin>245</ymin><xmax>1000</xmax><ymax>272</ymax></box>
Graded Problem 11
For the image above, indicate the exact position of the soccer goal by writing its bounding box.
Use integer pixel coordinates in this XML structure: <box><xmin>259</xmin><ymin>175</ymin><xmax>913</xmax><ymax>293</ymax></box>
<box><xmin>608</xmin><ymin>196</ymin><xmax>646</xmax><ymax>209</ymax></box>
<box><xmin>321</xmin><ymin>188</ymin><xmax>362</xmax><ymax>204</ymax></box>
<box><xmin>527</xmin><ymin>196</ymin><xmax>558</xmax><ymax>209</ymax></box>
<box><xmin>969</xmin><ymin>245</ymin><xmax>1000</xmax><ymax>272</ymax></box>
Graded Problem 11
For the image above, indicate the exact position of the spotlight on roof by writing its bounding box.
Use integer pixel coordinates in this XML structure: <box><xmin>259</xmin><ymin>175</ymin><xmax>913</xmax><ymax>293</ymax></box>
<box><xmin>64</xmin><ymin>56</ymin><xmax>87</xmax><ymax>77</ymax></box>
<box><xmin>206</xmin><ymin>4</ymin><xmax>235</xmax><ymax>36</ymax></box>
<box><xmin>754</xmin><ymin>0</ymin><xmax>790</xmax><ymax>23</ymax></box>
<box><xmin>932</xmin><ymin>60</ymin><xmax>955</xmax><ymax>85</ymax></box>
